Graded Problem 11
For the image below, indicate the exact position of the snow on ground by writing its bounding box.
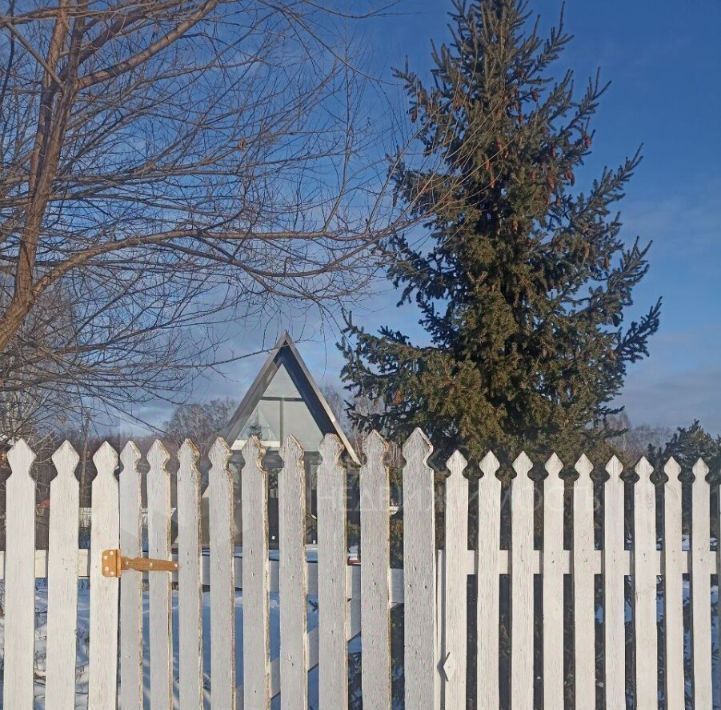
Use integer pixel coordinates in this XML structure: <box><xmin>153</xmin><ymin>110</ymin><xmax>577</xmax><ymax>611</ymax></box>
<box><xmin>0</xmin><ymin>581</ymin><xmax>337</xmax><ymax>709</ymax></box>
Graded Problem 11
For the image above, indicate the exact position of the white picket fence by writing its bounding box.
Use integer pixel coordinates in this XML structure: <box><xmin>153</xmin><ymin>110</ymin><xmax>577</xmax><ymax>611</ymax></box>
<box><xmin>0</xmin><ymin>431</ymin><xmax>719</xmax><ymax>708</ymax></box>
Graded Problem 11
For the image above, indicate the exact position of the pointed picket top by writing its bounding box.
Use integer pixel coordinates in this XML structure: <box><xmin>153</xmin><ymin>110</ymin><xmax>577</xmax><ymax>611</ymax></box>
<box><xmin>209</xmin><ymin>437</ymin><xmax>231</xmax><ymax>470</ymax></box>
<box><xmin>512</xmin><ymin>451</ymin><xmax>533</xmax><ymax>478</ymax></box>
<box><xmin>479</xmin><ymin>450</ymin><xmax>500</xmax><ymax>478</ymax></box>
<box><xmin>692</xmin><ymin>457</ymin><xmax>709</xmax><ymax>482</ymax></box>
<box><xmin>240</xmin><ymin>435</ymin><xmax>263</xmax><ymax>471</ymax></box>
<box><xmin>51</xmin><ymin>440</ymin><xmax>79</xmax><ymax>478</ymax></box>
<box><xmin>147</xmin><ymin>439</ymin><xmax>170</xmax><ymax>473</ymax></box>
<box><xmin>635</xmin><ymin>456</ymin><xmax>654</xmax><ymax>483</ymax></box>
<box><xmin>446</xmin><ymin>450</ymin><xmax>467</xmax><ymax>477</ymax></box>
<box><xmin>605</xmin><ymin>455</ymin><xmax>623</xmax><ymax>479</ymax></box>
<box><xmin>93</xmin><ymin>441</ymin><xmax>118</xmax><ymax>477</ymax></box>
<box><xmin>7</xmin><ymin>438</ymin><xmax>35</xmax><ymax>475</ymax></box>
<box><xmin>545</xmin><ymin>453</ymin><xmax>563</xmax><ymax>477</ymax></box>
<box><xmin>574</xmin><ymin>454</ymin><xmax>593</xmax><ymax>478</ymax></box>
<box><xmin>319</xmin><ymin>433</ymin><xmax>343</xmax><ymax>466</ymax></box>
<box><xmin>280</xmin><ymin>434</ymin><xmax>304</xmax><ymax>468</ymax></box>
<box><xmin>178</xmin><ymin>438</ymin><xmax>200</xmax><ymax>469</ymax></box>
<box><xmin>363</xmin><ymin>429</ymin><xmax>387</xmax><ymax>458</ymax></box>
<box><xmin>120</xmin><ymin>441</ymin><xmax>141</xmax><ymax>471</ymax></box>
<box><xmin>402</xmin><ymin>427</ymin><xmax>433</xmax><ymax>466</ymax></box>
<box><xmin>664</xmin><ymin>456</ymin><xmax>681</xmax><ymax>481</ymax></box>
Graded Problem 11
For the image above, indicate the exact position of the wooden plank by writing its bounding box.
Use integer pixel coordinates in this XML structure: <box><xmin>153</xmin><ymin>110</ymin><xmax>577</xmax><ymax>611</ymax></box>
<box><xmin>45</xmin><ymin>442</ymin><xmax>80</xmax><ymax>710</ymax></box>
<box><xmin>147</xmin><ymin>440</ymin><xmax>173</xmax><ymax>709</ymax></box>
<box><xmin>633</xmin><ymin>457</ymin><xmax>658</xmax><ymax>710</ymax></box>
<box><xmin>402</xmin><ymin>429</ymin><xmax>437</xmax><ymax>710</ymax></box>
<box><xmin>118</xmin><ymin>441</ymin><xmax>143</xmax><ymax>710</ymax></box>
<box><xmin>177</xmin><ymin>439</ymin><xmax>204</xmax><ymax>708</ymax></box>
<box><xmin>317</xmin><ymin>435</ymin><xmax>348</xmax><ymax>710</ymax></box>
<box><xmin>477</xmin><ymin>451</ymin><xmax>501</xmax><ymax>710</ymax></box>
<box><xmin>0</xmin><ymin>544</ymin><xmax>715</xmax><ymax>583</ymax></box>
<box><xmin>511</xmin><ymin>452</ymin><xmax>534</xmax><ymax>708</ymax></box>
<box><xmin>573</xmin><ymin>454</ymin><xmax>596</xmax><ymax>704</ymax></box>
<box><xmin>88</xmin><ymin>442</ymin><xmax>120</xmax><ymax>708</ymax></box>
<box><xmin>662</xmin><ymin>457</ymin><xmax>684</xmax><ymax>710</ymax></box>
<box><xmin>604</xmin><ymin>456</ymin><xmax>625</xmax><ymax>709</ymax></box>
<box><xmin>690</xmin><ymin>457</ymin><xmax>712</xmax><ymax>707</ymax></box>
<box><xmin>442</xmin><ymin>449</ymin><xmax>468</xmax><ymax>710</ymax></box>
<box><xmin>209</xmin><ymin>437</ymin><xmax>236</xmax><ymax>708</ymax></box>
<box><xmin>279</xmin><ymin>436</ymin><xmax>308</xmax><ymax>709</ymax></box>
<box><xmin>359</xmin><ymin>431</ymin><xmax>391</xmax><ymax>708</ymax></box>
<box><xmin>3</xmin><ymin>440</ymin><xmax>37</xmax><ymax>709</ymax></box>
<box><xmin>542</xmin><ymin>453</ymin><xmax>564</xmax><ymax>709</ymax></box>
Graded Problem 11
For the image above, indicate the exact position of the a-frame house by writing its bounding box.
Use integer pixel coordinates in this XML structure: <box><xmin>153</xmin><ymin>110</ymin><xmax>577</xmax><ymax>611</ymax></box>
<box><xmin>225</xmin><ymin>331</ymin><xmax>359</xmax><ymax>464</ymax></box>
<box><xmin>202</xmin><ymin>332</ymin><xmax>359</xmax><ymax>545</ymax></box>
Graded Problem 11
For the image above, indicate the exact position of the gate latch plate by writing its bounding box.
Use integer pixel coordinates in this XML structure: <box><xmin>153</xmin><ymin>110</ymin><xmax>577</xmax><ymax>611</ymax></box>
<box><xmin>101</xmin><ymin>549</ymin><xmax>178</xmax><ymax>578</ymax></box>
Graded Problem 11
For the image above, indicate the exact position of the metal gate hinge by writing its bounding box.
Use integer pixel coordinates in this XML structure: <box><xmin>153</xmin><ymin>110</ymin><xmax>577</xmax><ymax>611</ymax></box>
<box><xmin>101</xmin><ymin>549</ymin><xmax>178</xmax><ymax>578</ymax></box>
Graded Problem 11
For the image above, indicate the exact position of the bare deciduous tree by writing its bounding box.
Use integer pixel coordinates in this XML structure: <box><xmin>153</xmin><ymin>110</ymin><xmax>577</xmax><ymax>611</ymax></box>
<box><xmin>0</xmin><ymin>1</ymin><xmax>425</xmax><ymax>432</ymax></box>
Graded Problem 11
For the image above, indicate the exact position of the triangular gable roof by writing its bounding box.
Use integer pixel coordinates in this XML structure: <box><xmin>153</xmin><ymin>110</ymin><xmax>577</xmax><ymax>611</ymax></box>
<box><xmin>225</xmin><ymin>332</ymin><xmax>360</xmax><ymax>465</ymax></box>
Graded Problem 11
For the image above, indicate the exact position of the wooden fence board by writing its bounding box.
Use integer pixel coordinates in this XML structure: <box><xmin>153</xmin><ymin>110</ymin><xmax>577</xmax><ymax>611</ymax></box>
<box><xmin>604</xmin><ymin>456</ymin><xmax>626</xmax><ymax>709</ymax></box>
<box><xmin>663</xmin><ymin>458</ymin><xmax>684</xmax><ymax>710</ymax></box>
<box><xmin>511</xmin><ymin>452</ymin><xmax>534</xmax><ymax>708</ymax></box>
<box><xmin>442</xmin><ymin>450</ymin><xmax>468</xmax><ymax>710</ymax></box>
<box><xmin>477</xmin><ymin>451</ymin><xmax>501</xmax><ymax>710</ymax></box>
<box><xmin>147</xmin><ymin>440</ymin><xmax>173</xmax><ymax>710</ymax></box>
<box><xmin>118</xmin><ymin>442</ymin><xmax>143</xmax><ymax>710</ymax></box>
<box><xmin>88</xmin><ymin>442</ymin><xmax>120</xmax><ymax>708</ymax></box>
<box><xmin>177</xmin><ymin>440</ymin><xmax>204</xmax><ymax>708</ymax></box>
<box><xmin>209</xmin><ymin>437</ymin><xmax>236</xmax><ymax>709</ymax></box>
<box><xmin>633</xmin><ymin>457</ymin><xmax>658</xmax><ymax>710</ymax></box>
<box><xmin>691</xmin><ymin>458</ymin><xmax>712</xmax><ymax>708</ymax></box>
<box><xmin>402</xmin><ymin>429</ymin><xmax>437</xmax><ymax>710</ymax></box>
<box><xmin>45</xmin><ymin>442</ymin><xmax>80</xmax><ymax>710</ymax></box>
<box><xmin>3</xmin><ymin>440</ymin><xmax>37</xmax><ymax>709</ymax></box>
<box><xmin>279</xmin><ymin>436</ymin><xmax>308</xmax><ymax>709</ymax></box>
<box><xmin>542</xmin><ymin>453</ymin><xmax>564</xmax><ymax>709</ymax></box>
<box><xmin>573</xmin><ymin>454</ymin><xmax>596</xmax><ymax>704</ymax></box>
<box><xmin>317</xmin><ymin>435</ymin><xmax>348</xmax><ymax>710</ymax></box>
<box><xmin>359</xmin><ymin>431</ymin><xmax>392</xmax><ymax>708</ymax></box>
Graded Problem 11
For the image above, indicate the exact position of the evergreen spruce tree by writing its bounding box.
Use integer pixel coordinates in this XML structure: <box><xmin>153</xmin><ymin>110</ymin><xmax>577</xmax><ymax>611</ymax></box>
<box><xmin>340</xmin><ymin>0</ymin><xmax>660</xmax><ymax>461</ymax></box>
<box><xmin>649</xmin><ymin>421</ymin><xmax>721</xmax><ymax>476</ymax></box>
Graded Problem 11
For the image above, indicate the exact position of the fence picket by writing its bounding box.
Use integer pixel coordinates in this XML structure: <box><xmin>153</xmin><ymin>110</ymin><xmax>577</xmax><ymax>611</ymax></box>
<box><xmin>359</xmin><ymin>431</ymin><xmax>392</xmax><ymax>708</ymax></box>
<box><xmin>477</xmin><ymin>451</ymin><xmax>501</xmax><ymax>710</ymax></box>
<box><xmin>209</xmin><ymin>437</ymin><xmax>236</xmax><ymax>708</ymax></box>
<box><xmin>663</xmin><ymin>457</ymin><xmax>684</xmax><ymax>710</ymax></box>
<box><xmin>88</xmin><ymin>442</ymin><xmax>120</xmax><ymax>708</ymax></box>
<box><xmin>511</xmin><ymin>452</ymin><xmax>534</xmax><ymax>708</ymax></box>
<box><xmin>604</xmin><ymin>456</ymin><xmax>625</xmax><ymax>709</ymax></box>
<box><xmin>690</xmin><ymin>458</ymin><xmax>712</xmax><ymax>707</ymax></box>
<box><xmin>542</xmin><ymin>453</ymin><xmax>564</xmax><ymax>709</ymax></box>
<box><xmin>442</xmin><ymin>450</ymin><xmax>468</xmax><ymax>709</ymax></box>
<box><xmin>119</xmin><ymin>442</ymin><xmax>143</xmax><ymax>710</ymax></box>
<box><xmin>45</xmin><ymin>442</ymin><xmax>80</xmax><ymax>710</ymax></box>
<box><xmin>317</xmin><ymin>435</ymin><xmax>348</xmax><ymax>710</ymax></box>
<box><xmin>573</xmin><ymin>454</ymin><xmax>596</xmax><ymax>704</ymax></box>
<box><xmin>147</xmin><ymin>440</ymin><xmax>173</xmax><ymax>709</ymax></box>
<box><xmin>3</xmin><ymin>440</ymin><xmax>37</xmax><ymax>709</ymax></box>
<box><xmin>177</xmin><ymin>439</ymin><xmax>204</xmax><ymax>708</ymax></box>
<box><xmin>403</xmin><ymin>429</ymin><xmax>437</xmax><ymax>710</ymax></box>
<box><xmin>633</xmin><ymin>457</ymin><xmax>658</xmax><ymax>709</ymax></box>
<box><xmin>279</xmin><ymin>436</ymin><xmax>308</xmax><ymax>709</ymax></box>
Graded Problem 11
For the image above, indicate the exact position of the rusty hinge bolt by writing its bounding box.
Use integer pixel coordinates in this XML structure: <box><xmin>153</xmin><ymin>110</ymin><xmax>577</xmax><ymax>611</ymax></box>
<box><xmin>102</xmin><ymin>549</ymin><xmax>178</xmax><ymax>578</ymax></box>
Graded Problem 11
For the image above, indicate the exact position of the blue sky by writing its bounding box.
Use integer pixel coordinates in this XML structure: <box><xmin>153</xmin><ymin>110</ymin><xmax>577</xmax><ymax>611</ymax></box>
<box><xmin>184</xmin><ymin>1</ymin><xmax>721</xmax><ymax>436</ymax></box>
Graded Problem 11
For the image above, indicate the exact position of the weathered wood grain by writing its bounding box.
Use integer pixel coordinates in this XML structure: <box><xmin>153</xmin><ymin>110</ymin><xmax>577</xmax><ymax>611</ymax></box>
<box><xmin>359</xmin><ymin>431</ymin><xmax>391</xmax><ymax>708</ymax></box>
<box><xmin>3</xmin><ymin>440</ymin><xmax>37</xmax><ymax>709</ymax></box>
<box><xmin>177</xmin><ymin>439</ymin><xmax>204</xmax><ymax>708</ymax></box>
<box><xmin>46</xmin><ymin>442</ymin><xmax>80</xmax><ymax>710</ymax></box>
